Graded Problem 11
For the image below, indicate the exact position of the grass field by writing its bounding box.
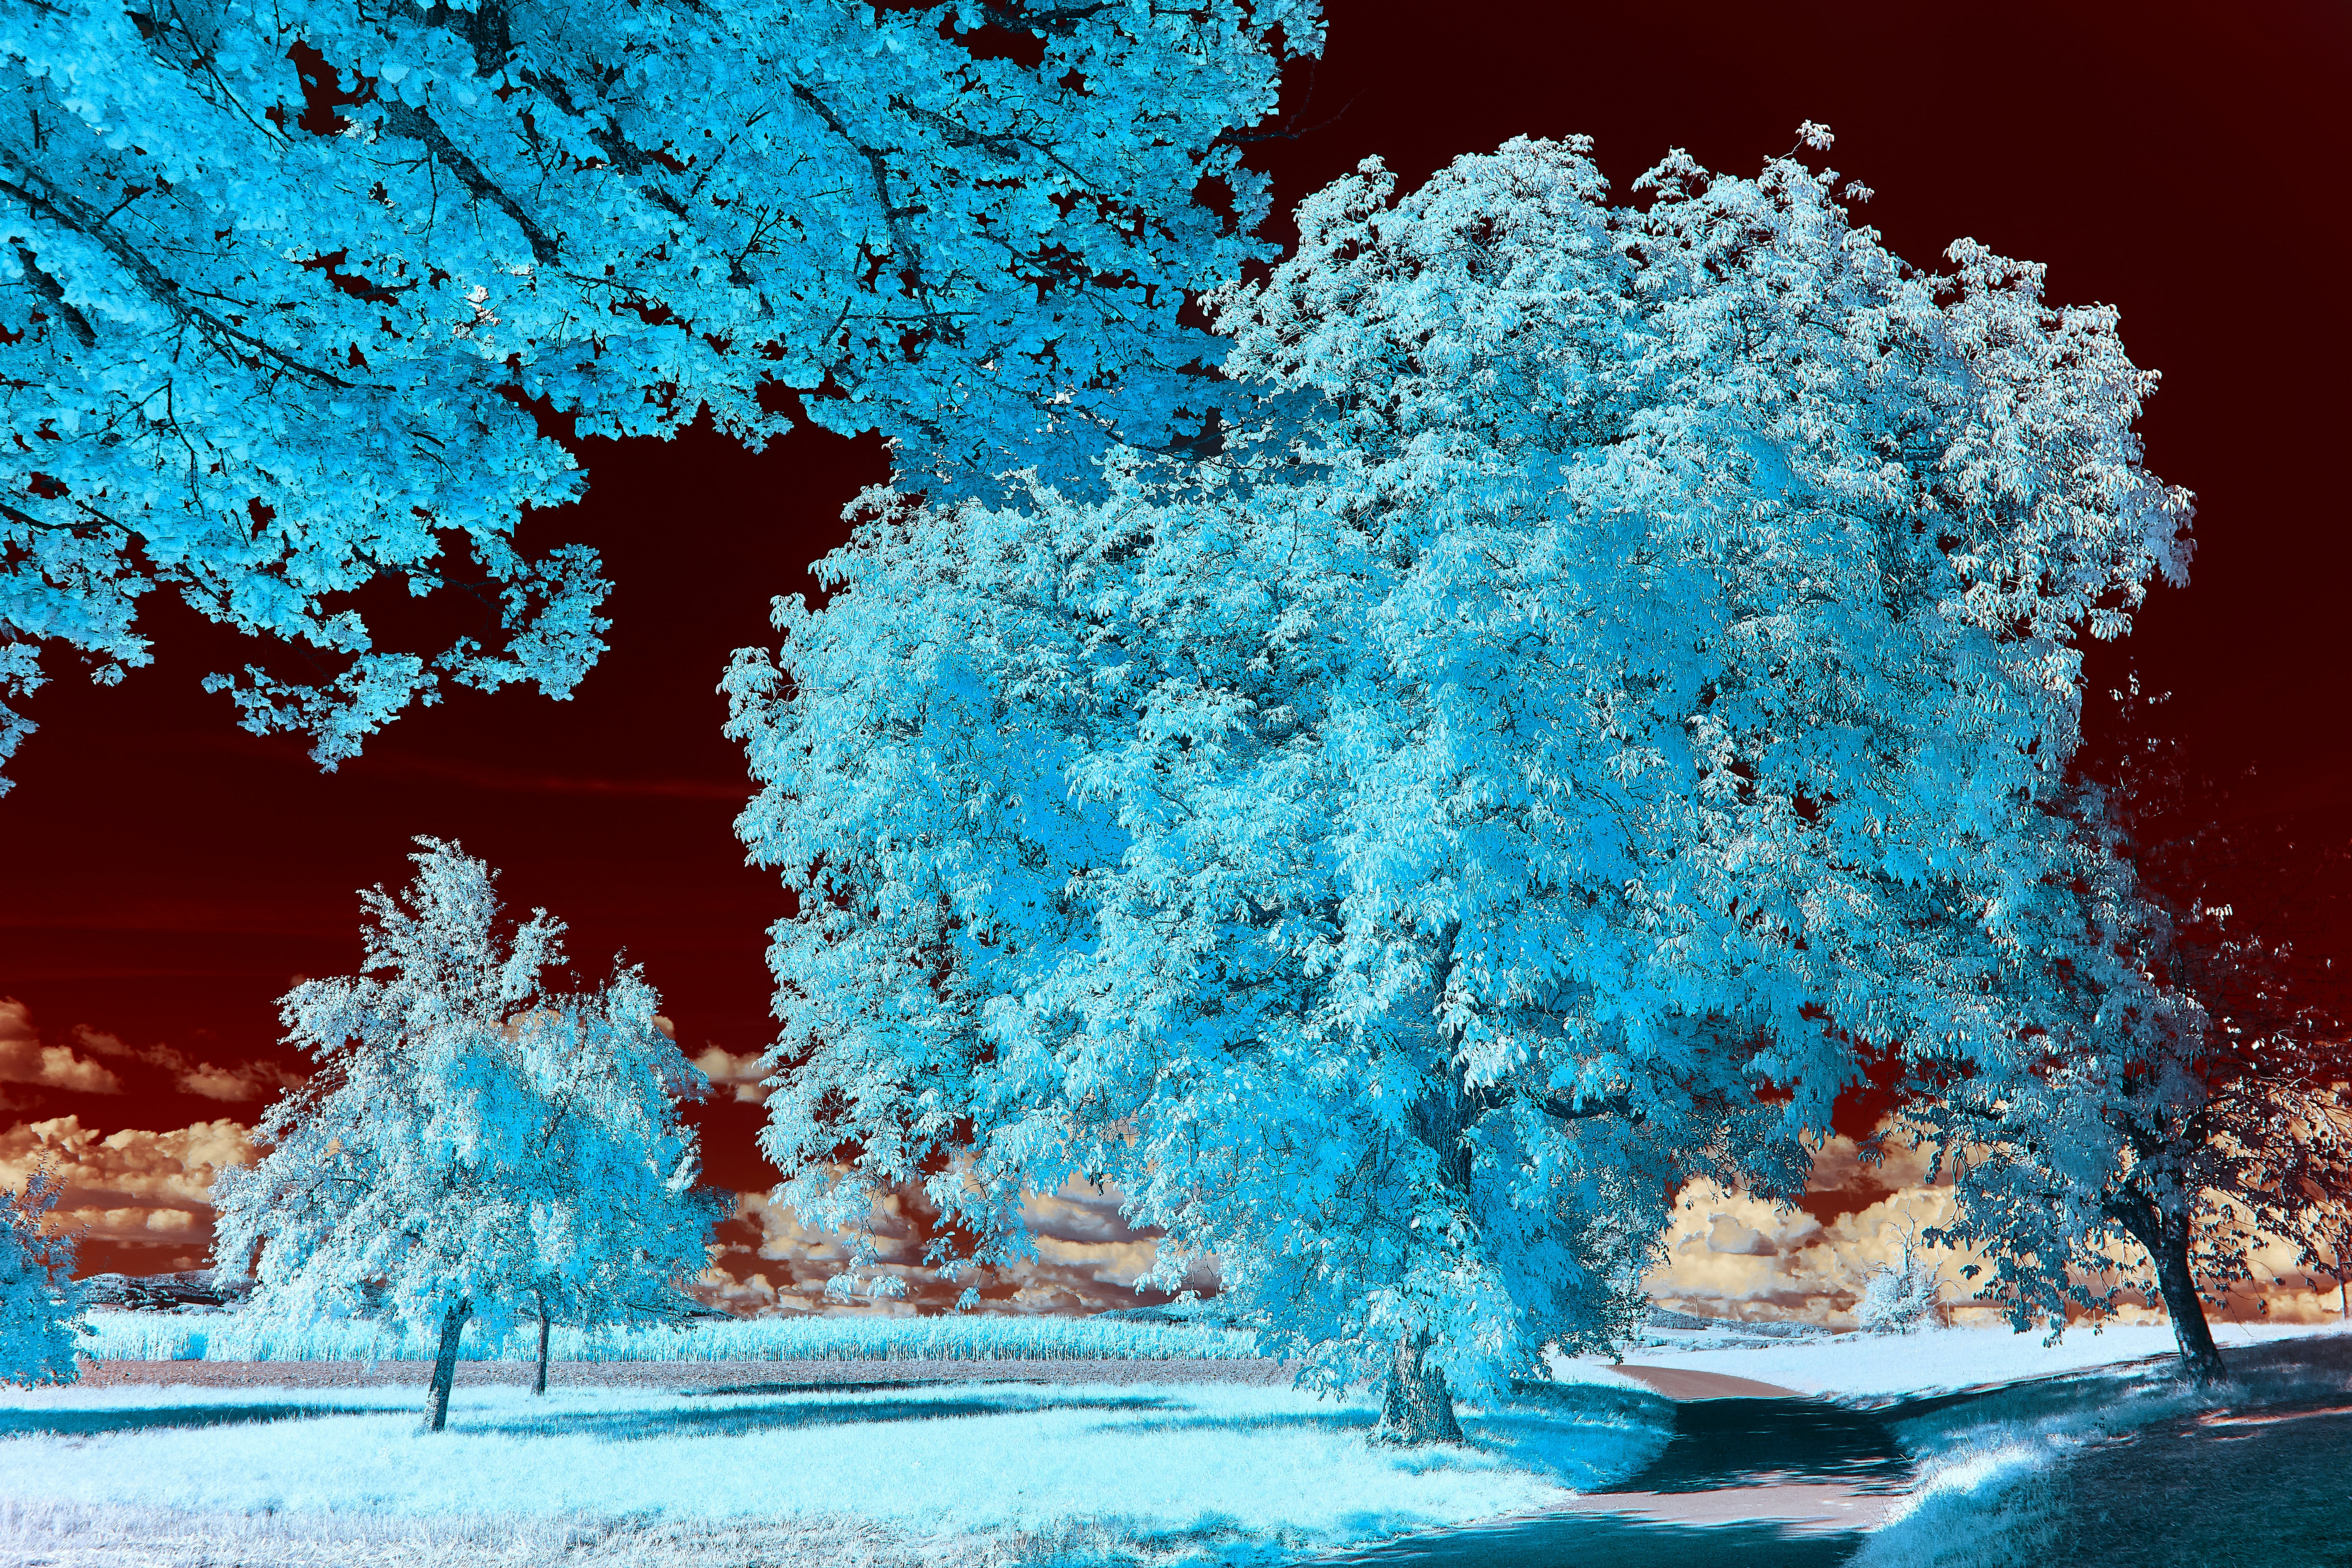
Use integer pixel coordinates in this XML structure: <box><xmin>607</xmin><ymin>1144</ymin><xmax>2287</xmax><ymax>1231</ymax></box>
<box><xmin>0</xmin><ymin>1378</ymin><xmax>1674</xmax><ymax>1568</ymax></box>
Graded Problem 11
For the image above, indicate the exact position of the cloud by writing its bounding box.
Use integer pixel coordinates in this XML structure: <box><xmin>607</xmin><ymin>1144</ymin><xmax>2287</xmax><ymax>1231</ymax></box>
<box><xmin>687</xmin><ymin>1177</ymin><xmax>1215</xmax><ymax>1319</ymax></box>
<box><xmin>171</xmin><ymin>1058</ymin><xmax>307</xmax><ymax>1102</ymax></box>
<box><xmin>2</xmin><ymin>1109</ymin><xmax>253</xmax><ymax>1213</ymax></box>
<box><xmin>690</xmin><ymin>1045</ymin><xmax>773</xmax><ymax>1106</ymax></box>
<box><xmin>1</xmin><ymin>1116</ymin><xmax>255</xmax><ymax>1247</ymax></box>
<box><xmin>0</xmin><ymin>1000</ymin><xmax>303</xmax><ymax>1103</ymax></box>
<box><xmin>0</xmin><ymin>999</ymin><xmax>124</xmax><ymax>1093</ymax></box>
<box><xmin>1641</xmin><ymin>1120</ymin><xmax>2352</xmax><ymax>1329</ymax></box>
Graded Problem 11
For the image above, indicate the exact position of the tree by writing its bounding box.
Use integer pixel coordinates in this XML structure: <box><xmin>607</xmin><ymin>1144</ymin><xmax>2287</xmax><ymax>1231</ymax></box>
<box><xmin>1854</xmin><ymin>1215</ymin><xmax>1944</xmax><ymax>1334</ymax></box>
<box><xmin>1</xmin><ymin>1161</ymin><xmax>87</xmax><ymax>1387</ymax></box>
<box><xmin>0</xmin><ymin>0</ymin><xmax>1322</xmax><ymax>788</ymax></box>
<box><xmin>726</xmin><ymin>132</ymin><xmax>2189</xmax><ymax>1440</ymax></box>
<box><xmin>1914</xmin><ymin>746</ymin><xmax>2352</xmax><ymax>1383</ymax></box>
<box><xmin>211</xmin><ymin>836</ymin><xmax>723</xmax><ymax>1430</ymax></box>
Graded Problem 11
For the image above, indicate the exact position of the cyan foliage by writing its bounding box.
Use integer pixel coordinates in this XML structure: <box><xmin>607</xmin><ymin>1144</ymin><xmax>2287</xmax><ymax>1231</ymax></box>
<box><xmin>211</xmin><ymin>838</ymin><xmax>726</xmax><ymax>1350</ymax></box>
<box><xmin>725</xmin><ymin>134</ymin><xmax>2191</xmax><ymax>1397</ymax></box>
<box><xmin>0</xmin><ymin>0</ymin><xmax>1318</xmax><ymax>782</ymax></box>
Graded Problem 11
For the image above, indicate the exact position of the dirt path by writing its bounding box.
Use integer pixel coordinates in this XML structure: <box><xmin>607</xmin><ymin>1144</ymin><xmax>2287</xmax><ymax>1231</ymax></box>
<box><xmin>1608</xmin><ymin>1365</ymin><xmax>1802</xmax><ymax>1400</ymax></box>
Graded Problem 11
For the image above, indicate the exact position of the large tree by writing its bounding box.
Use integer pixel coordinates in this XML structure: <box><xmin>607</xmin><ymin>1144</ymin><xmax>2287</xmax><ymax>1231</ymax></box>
<box><xmin>727</xmin><ymin>132</ymin><xmax>2189</xmax><ymax>1440</ymax></box>
<box><xmin>211</xmin><ymin>837</ymin><xmax>722</xmax><ymax>1430</ymax></box>
<box><xmin>0</xmin><ymin>0</ymin><xmax>1320</xmax><ymax>786</ymax></box>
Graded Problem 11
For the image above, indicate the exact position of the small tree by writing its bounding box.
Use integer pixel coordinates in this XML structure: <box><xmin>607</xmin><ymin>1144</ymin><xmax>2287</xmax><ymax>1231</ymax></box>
<box><xmin>2</xmin><ymin>1161</ymin><xmax>88</xmax><ymax>1386</ymax></box>
<box><xmin>1855</xmin><ymin>1218</ymin><xmax>1944</xmax><ymax>1335</ymax></box>
<box><xmin>212</xmin><ymin>837</ymin><xmax>724</xmax><ymax>1430</ymax></box>
<box><xmin>1914</xmin><ymin>786</ymin><xmax>2352</xmax><ymax>1385</ymax></box>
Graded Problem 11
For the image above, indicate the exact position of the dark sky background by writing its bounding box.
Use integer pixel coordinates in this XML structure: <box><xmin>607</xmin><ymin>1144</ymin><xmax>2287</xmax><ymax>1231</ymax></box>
<box><xmin>7</xmin><ymin>1</ymin><xmax>2348</xmax><ymax>1254</ymax></box>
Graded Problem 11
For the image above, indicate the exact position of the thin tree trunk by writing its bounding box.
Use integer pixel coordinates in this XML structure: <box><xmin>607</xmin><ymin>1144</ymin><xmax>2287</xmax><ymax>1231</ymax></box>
<box><xmin>2337</xmin><ymin>1224</ymin><xmax>2350</xmax><ymax>1321</ymax></box>
<box><xmin>1372</xmin><ymin>1331</ymin><xmax>1463</xmax><ymax>1446</ymax></box>
<box><xmin>425</xmin><ymin>1298</ymin><xmax>470</xmax><ymax>1433</ymax></box>
<box><xmin>534</xmin><ymin>1289</ymin><xmax>552</xmax><ymax>1397</ymax></box>
<box><xmin>2116</xmin><ymin>1198</ymin><xmax>2225</xmax><ymax>1385</ymax></box>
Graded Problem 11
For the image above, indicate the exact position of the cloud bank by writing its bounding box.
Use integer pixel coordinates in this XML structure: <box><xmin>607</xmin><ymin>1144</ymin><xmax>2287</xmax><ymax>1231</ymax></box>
<box><xmin>1</xmin><ymin>1114</ymin><xmax>256</xmax><ymax>1273</ymax></box>
<box><xmin>1644</xmin><ymin>1124</ymin><xmax>2352</xmax><ymax>1329</ymax></box>
<box><xmin>689</xmin><ymin>1179</ymin><xmax>1216</xmax><ymax>1318</ymax></box>
<box><xmin>0</xmin><ymin>998</ymin><xmax>304</xmax><ymax>1105</ymax></box>
<box><xmin>11</xmin><ymin>1082</ymin><xmax>2341</xmax><ymax>1330</ymax></box>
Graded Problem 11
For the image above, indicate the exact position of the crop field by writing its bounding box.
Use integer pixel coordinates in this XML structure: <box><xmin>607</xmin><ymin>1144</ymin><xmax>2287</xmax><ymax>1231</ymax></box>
<box><xmin>77</xmin><ymin>1308</ymin><xmax>1264</xmax><ymax>1365</ymax></box>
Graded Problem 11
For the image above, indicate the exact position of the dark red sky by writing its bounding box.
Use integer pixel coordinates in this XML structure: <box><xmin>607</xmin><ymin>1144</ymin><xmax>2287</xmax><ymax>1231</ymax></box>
<box><xmin>8</xmin><ymin>1</ymin><xmax>2349</xmax><ymax>1204</ymax></box>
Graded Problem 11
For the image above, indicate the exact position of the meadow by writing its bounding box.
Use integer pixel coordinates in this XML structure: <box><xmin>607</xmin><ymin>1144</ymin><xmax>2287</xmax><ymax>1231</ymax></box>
<box><xmin>0</xmin><ymin>1376</ymin><xmax>1673</xmax><ymax>1568</ymax></box>
<box><xmin>13</xmin><ymin>1321</ymin><xmax>2350</xmax><ymax>1567</ymax></box>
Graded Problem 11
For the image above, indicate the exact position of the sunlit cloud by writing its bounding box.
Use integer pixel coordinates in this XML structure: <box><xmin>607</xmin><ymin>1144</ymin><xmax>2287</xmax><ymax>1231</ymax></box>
<box><xmin>0</xmin><ymin>1001</ymin><xmax>303</xmax><ymax>1103</ymax></box>
<box><xmin>0</xmin><ymin>1115</ymin><xmax>253</xmax><ymax>1269</ymax></box>
<box><xmin>686</xmin><ymin>1178</ymin><xmax>1216</xmax><ymax>1318</ymax></box>
<box><xmin>688</xmin><ymin>1044</ymin><xmax>773</xmax><ymax>1106</ymax></box>
<box><xmin>0</xmin><ymin>998</ymin><xmax>124</xmax><ymax>1094</ymax></box>
<box><xmin>1642</xmin><ymin>1122</ymin><xmax>2352</xmax><ymax>1329</ymax></box>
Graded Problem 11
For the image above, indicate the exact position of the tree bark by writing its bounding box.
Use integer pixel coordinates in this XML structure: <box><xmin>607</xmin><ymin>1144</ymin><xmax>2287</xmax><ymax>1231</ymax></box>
<box><xmin>425</xmin><ymin>1299</ymin><xmax>470</xmax><ymax>1432</ymax></box>
<box><xmin>1372</xmin><ymin>1331</ymin><xmax>1463</xmax><ymax>1446</ymax></box>
<box><xmin>2115</xmin><ymin>1198</ymin><xmax>2225</xmax><ymax>1385</ymax></box>
<box><xmin>535</xmin><ymin>1297</ymin><xmax>552</xmax><ymax>1397</ymax></box>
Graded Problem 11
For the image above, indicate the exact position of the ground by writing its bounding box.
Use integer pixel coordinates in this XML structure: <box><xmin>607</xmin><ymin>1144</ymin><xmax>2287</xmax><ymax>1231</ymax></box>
<box><xmin>0</xmin><ymin>1372</ymin><xmax>1668</xmax><ymax>1567</ymax></box>
<box><xmin>3</xmin><ymin>1322</ymin><xmax>2345</xmax><ymax>1566</ymax></box>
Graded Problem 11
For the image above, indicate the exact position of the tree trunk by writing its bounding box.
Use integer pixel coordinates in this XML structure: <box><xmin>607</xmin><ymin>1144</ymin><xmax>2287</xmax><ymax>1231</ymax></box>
<box><xmin>2116</xmin><ymin>1198</ymin><xmax>2225</xmax><ymax>1385</ymax></box>
<box><xmin>1372</xmin><ymin>1331</ymin><xmax>1463</xmax><ymax>1446</ymax></box>
<box><xmin>534</xmin><ymin>1289</ymin><xmax>552</xmax><ymax>1397</ymax></box>
<box><xmin>425</xmin><ymin>1299</ymin><xmax>470</xmax><ymax>1433</ymax></box>
<box><xmin>2336</xmin><ymin>1225</ymin><xmax>2350</xmax><ymax>1321</ymax></box>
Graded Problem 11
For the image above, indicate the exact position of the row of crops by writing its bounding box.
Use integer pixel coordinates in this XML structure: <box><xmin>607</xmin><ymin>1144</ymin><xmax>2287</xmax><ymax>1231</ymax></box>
<box><xmin>80</xmin><ymin>1310</ymin><xmax>1263</xmax><ymax>1364</ymax></box>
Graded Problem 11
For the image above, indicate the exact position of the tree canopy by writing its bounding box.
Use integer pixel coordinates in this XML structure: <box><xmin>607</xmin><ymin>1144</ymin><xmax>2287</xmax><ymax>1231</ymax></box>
<box><xmin>0</xmin><ymin>0</ymin><xmax>1319</xmax><ymax>786</ymax></box>
<box><xmin>725</xmin><ymin>133</ymin><xmax>2192</xmax><ymax>1427</ymax></box>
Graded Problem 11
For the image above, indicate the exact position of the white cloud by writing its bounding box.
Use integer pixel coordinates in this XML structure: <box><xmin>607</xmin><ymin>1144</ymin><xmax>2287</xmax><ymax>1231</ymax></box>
<box><xmin>0</xmin><ymin>1116</ymin><xmax>255</xmax><ymax>1242</ymax></box>
<box><xmin>172</xmin><ymin>1058</ymin><xmax>306</xmax><ymax>1102</ymax></box>
<box><xmin>687</xmin><ymin>1177</ymin><xmax>1213</xmax><ymax>1318</ymax></box>
<box><xmin>0</xmin><ymin>1000</ymin><xmax>303</xmax><ymax>1102</ymax></box>
<box><xmin>1639</xmin><ymin>1121</ymin><xmax>2352</xmax><ymax>1329</ymax></box>
<box><xmin>0</xmin><ymin>998</ymin><xmax>124</xmax><ymax>1093</ymax></box>
<box><xmin>689</xmin><ymin>1045</ymin><xmax>772</xmax><ymax>1105</ymax></box>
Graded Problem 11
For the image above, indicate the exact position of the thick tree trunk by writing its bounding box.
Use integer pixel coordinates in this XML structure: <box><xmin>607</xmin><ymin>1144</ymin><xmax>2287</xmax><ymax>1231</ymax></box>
<box><xmin>2116</xmin><ymin>1198</ymin><xmax>2225</xmax><ymax>1385</ymax></box>
<box><xmin>1372</xmin><ymin>1331</ymin><xmax>1463</xmax><ymax>1446</ymax></box>
<box><xmin>2149</xmin><ymin>1222</ymin><xmax>2226</xmax><ymax>1385</ymax></box>
<box><xmin>425</xmin><ymin>1299</ymin><xmax>470</xmax><ymax>1433</ymax></box>
<box><xmin>534</xmin><ymin>1289</ymin><xmax>552</xmax><ymax>1397</ymax></box>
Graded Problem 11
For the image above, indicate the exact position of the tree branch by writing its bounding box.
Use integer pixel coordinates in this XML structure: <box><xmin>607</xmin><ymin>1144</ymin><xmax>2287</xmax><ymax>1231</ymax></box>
<box><xmin>11</xmin><ymin>243</ymin><xmax>97</xmax><ymax>348</ymax></box>
<box><xmin>379</xmin><ymin>102</ymin><xmax>560</xmax><ymax>265</ymax></box>
<box><xmin>0</xmin><ymin>163</ymin><xmax>352</xmax><ymax>388</ymax></box>
<box><xmin>1531</xmin><ymin>1090</ymin><xmax>1638</xmax><ymax>1123</ymax></box>
<box><xmin>789</xmin><ymin>82</ymin><xmax>924</xmax><ymax>295</ymax></box>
